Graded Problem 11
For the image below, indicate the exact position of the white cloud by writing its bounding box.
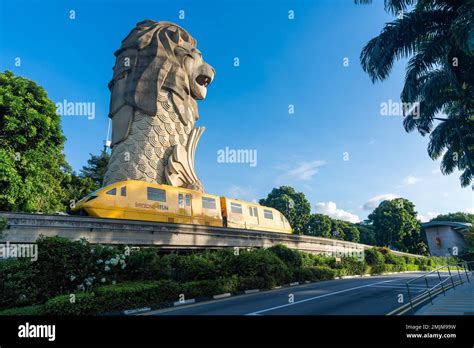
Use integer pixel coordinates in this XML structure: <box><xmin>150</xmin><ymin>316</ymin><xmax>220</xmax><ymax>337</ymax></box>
<box><xmin>363</xmin><ymin>193</ymin><xmax>399</xmax><ymax>211</ymax></box>
<box><xmin>227</xmin><ymin>185</ymin><xmax>254</xmax><ymax>199</ymax></box>
<box><xmin>464</xmin><ymin>207</ymin><xmax>474</xmax><ymax>214</ymax></box>
<box><xmin>315</xmin><ymin>201</ymin><xmax>361</xmax><ymax>223</ymax></box>
<box><xmin>277</xmin><ymin>160</ymin><xmax>326</xmax><ymax>182</ymax></box>
<box><xmin>418</xmin><ymin>212</ymin><xmax>440</xmax><ymax>222</ymax></box>
<box><xmin>402</xmin><ymin>175</ymin><xmax>422</xmax><ymax>186</ymax></box>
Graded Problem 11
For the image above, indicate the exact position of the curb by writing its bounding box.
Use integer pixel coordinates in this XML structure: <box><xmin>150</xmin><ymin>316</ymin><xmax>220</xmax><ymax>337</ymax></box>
<box><xmin>173</xmin><ymin>299</ymin><xmax>196</xmax><ymax>306</ymax></box>
<box><xmin>244</xmin><ymin>289</ymin><xmax>260</xmax><ymax>294</ymax></box>
<box><xmin>123</xmin><ymin>307</ymin><xmax>151</xmax><ymax>315</ymax></box>
<box><xmin>213</xmin><ymin>293</ymin><xmax>231</xmax><ymax>300</ymax></box>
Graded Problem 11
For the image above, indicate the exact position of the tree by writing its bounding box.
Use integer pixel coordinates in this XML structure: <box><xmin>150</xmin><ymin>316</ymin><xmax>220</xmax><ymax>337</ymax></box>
<box><xmin>368</xmin><ymin>198</ymin><xmax>427</xmax><ymax>254</ymax></box>
<box><xmin>62</xmin><ymin>150</ymin><xmax>111</xmax><ymax>208</ymax></box>
<box><xmin>460</xmin><ymin>229</ymin><xmax>474</xmax><ymax>262</ymax></box>
<box><xmin>330</xmin><ymin>219</ymin><xmax>347</xmax><ymax>241</ymax></box>
<box><xmin>356</xmin><ymin>223</ymin><xmax>377</xmax><ymax>245</ymax></box>
<box><xmin>357</xmin><ymin>0</ymin><xmax>474</xmax><ymax>187</ymax></box>
<box><xmin>305</xmin><ymin>214</ymin><xmax>332</xmax><ymax>237</ymax></box>
<box><xmin>259</xmin><ymin>186</ymin><xmax>311</xmax><ymax>234</ymax></box>
<box><xmin>0</xmin><ymin>71</ymin><xmax>69</xmax><ymax>212</ymax></box>
<box><xmin>430</xmin><ymin>212</ymin><xmax>474</xmax><ymax>224</ymax></box>
<box><xmin>342</xmin><ymin>224</ymin><xmax>361</xmax><ymax>243</ymax></box>
<box><xmin>80</xmin><ymin>150</ymin><xmax>110</xmax><ymax>187</ymax></box>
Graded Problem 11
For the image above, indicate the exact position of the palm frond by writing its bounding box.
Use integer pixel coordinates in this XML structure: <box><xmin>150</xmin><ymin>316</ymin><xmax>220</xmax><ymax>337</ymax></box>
<box><xmin>360</xmin><ymin>9</ymin><xmax>453</xmax><ymax>82</ymax></box>
<box><xmin>401</xmin><ymin>38</ymin><xmax>449</xmax><ymax>101</ymax></box>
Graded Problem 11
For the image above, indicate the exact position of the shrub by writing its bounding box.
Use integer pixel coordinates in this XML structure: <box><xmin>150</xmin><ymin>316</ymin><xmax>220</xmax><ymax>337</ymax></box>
<box><xmin>156</xmin><ymin>252</ymin><xmax>221</xmax><ymax>282</ymax></box>
<box><xmin>123</xmin><ymin>248</ymin><xmax>159</xmax><ymax>280</ymax></box>
<box><xmin>0</xmin><ymin>258</ymin><xmax>38</xmax><ymax>309</ymax></box>
<box><xmin>179</xmin><ymin>254</ymin><xmax>218</xmax><ymax>281</ymax></box>
<box><xmin>95</xmin><ymin>280</ymin><xmax>180</xmax><ymax>311</ymax></box>
<box><xmin>43</xmin><ymin>293</ymin><xmax>97</xmax><ymax>315</ymax></box>
<box><xmin>339</xmin><ymin>257</ymin><xmax>366</xmax><ymax>276</ymax></box>
<box><xmin>237</xmin><ymin>276</ymin><xmax>268</xmax><ymax>290</ymax></box>
<box><xmin>43</xmin><ymin>280</ymin><xmax>181</xmax><ymax>315</ymax></box>
<box><xmin>0</xmin><ymin>304</ymin><xmax>45</xmax><ymax>316</ymax></box>
<box><xmin>406</xmin><ymin>264</ymin><xmax>419</xmax><ymax>271</ymax></box>
<box><xmin>228</xmin><ymin>249</ymin><xmax>291</xmax><ymax>288</ymax></box>
<box><xmin>292</xmin><ymin>267</ymin><xmax>315</xmax><ymax>282</ymax></box>
<box><xmin>267</xmin><ymin>245</ymin><xmax>303</xmax><ymax>269</ymax></box>
<box><xmin>383</xmin><ymin>252</ymin><xmax>407</xmax><ymax>272</ymax></box>
<box><xmin>365</xmin><ymin>248</ymin><xmax>385</xmax><ymax>274</ymax></box>
<box><xmin>180</xmin><ymin>277</ymin><xmax>238</xmax><ymax>298</ymax></box>
<box><xmin>308</xmin><ymin>266</ymin><xmax>336</xmax><ymax>281</ymax></box>
<box><xmin>33</xmin><ymin>237</ymin><xmax>127</xmax><ymax>301</ymax></box>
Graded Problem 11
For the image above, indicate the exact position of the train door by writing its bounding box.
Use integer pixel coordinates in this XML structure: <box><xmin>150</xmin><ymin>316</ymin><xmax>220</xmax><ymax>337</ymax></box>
<box><xmin>104</xmin><ymin>186</ymin><xmax>124</xmax><ymax>218</ymax></box>
<box><xmin>246</xmin><ymin>205</ymin><xmax>259</xmax><ymax>229</ymax></box>
<box><xmin>178</xmin><ymin>192</ymin><xmax>192</xmax><ymax>223</ymax></box>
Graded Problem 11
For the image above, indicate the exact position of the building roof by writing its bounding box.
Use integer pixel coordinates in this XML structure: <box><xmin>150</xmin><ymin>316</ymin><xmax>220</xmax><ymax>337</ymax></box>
<box><xmin>422</xmin><ymin>220</ymin><xmax>472</xmax><ymax>231</ymax></box>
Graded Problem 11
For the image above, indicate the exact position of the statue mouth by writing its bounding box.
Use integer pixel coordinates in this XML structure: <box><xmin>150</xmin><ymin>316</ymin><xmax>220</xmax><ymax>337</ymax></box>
<box><xmin>191</xmin><ymin>64</ymin><xmax>214</xmax><ymax>99</ymax></box>
<box><xmin>195</xmin><ymin>74</ymin><xmax>212</xmax><ymax>87</ymax></box>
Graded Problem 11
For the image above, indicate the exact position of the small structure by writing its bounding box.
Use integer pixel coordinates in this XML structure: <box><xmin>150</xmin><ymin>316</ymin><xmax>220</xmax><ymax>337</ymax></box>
<box><xmin>422</xmin><ymin>221</ymin><xmax>471</xmax><ymax>257</ymax></box>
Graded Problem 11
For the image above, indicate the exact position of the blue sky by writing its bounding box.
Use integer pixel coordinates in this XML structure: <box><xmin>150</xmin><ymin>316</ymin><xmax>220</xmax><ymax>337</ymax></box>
<box><xmin>0</xmin><ymin>0</ymin><xmax>472</xmax><ymax>222</ymax></box>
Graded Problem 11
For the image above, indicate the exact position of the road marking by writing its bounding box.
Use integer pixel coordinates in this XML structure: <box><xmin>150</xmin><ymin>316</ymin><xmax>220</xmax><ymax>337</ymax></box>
<box><xmin>245</xmin><ymin>279</ymin><xmax>400</xmax><ymax>315</ymax></box>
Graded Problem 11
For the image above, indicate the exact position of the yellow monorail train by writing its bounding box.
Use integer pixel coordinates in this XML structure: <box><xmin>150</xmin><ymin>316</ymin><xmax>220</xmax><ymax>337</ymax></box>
<box><xmin>72</xmin><ymin>180</ymin><xmax>292</xmax><ymax>234</ymax></box>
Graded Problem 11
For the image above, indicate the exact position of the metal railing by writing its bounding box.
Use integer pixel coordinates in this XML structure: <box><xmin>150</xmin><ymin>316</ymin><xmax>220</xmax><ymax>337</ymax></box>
<box><xmin>404</xmin><ymin>261</ymin><xmax>473</xmax><ymax>314</ymax></box>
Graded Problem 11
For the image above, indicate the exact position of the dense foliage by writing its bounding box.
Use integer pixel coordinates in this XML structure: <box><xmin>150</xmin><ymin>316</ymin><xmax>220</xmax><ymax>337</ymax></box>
<box><xmin>259</xmin><ymin>186</ymin><xmax>311</xmax><ymax>234</ymax></box>
<box><xmin>368</xmin><ymin>198</ymin><xmax>427</xmax><ymax>254</ymax></box>
<box><xmin>430</xmin><ymin>212</ymin><xmax>474</xmax><ymax>224</ymax></box>
<box><xmin>357</xmin><ymin>0</ymin><xmax>474</xmax><ymax>187</ymax></box>
<box><xmin>0</xmin><ymin>71</ymin><xmax>69</xmax><ymax>212</ymax></box>
<box><xmin>0</xmin><ymin>71</ymin><xmax>111</xmax><ymax>212</ymax></box>
<box><xmin>0</xmin><ymin>237</ymin><xmax>452</xmax><ymax>315</ymax></box>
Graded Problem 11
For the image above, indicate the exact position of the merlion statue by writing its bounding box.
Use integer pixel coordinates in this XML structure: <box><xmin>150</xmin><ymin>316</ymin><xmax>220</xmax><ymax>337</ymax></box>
<box><xmin>103</xmin><ymin>20</ymin><xmax>215</xmax><ymax>192</ymax></box>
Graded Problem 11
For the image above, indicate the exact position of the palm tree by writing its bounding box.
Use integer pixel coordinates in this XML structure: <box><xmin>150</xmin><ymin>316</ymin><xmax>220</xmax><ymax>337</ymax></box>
<box><xmin>356</xmin><ymin>0</ymin><xmax>474</xmax><ymax>187</ymax></box>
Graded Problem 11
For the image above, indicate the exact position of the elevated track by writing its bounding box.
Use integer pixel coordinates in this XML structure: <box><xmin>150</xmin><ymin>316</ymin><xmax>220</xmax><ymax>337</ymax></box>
<box><xmin>0</xmin><ymin>212</ymin><xmax>421</xmax><ymax>257</ymax></box>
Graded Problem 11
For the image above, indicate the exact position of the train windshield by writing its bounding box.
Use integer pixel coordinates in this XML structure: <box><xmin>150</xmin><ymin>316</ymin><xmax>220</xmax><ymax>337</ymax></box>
<box><xmin>86</xmin><ymin>188</ymin><xmax>104</xmax><ymax>196</ymax></box>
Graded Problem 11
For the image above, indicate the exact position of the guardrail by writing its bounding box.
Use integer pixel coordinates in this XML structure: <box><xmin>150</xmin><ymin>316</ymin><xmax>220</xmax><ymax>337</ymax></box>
<box><xmin>388</xmin><ymin>261</ymin><xmax>473</xmax><ymax>315</ymax></box>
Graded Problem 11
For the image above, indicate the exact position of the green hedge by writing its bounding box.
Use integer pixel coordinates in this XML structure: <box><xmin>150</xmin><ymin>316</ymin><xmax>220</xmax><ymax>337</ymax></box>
<box><xmin>41</xmin><ymin>278</ymin><xmax>240</xmax><ymax>315</ymax></box>
<box><xmin>95</xmin><ymin>280</ymin><xmax>179</xmax><ymax>312</ymax></box>
<box><xmin>308</xmin><ymin>266</ymin><xmax>336</xmax><ymax>281</ymax></box>
<box><xmin>180</xmin><ymin>277</ymin><xmax>238</xmax><ymax>298</ymax></box>
<box><xmin>365</xmin><ymin>248</ymin><xmax>386</xmax><ymax>274</ymax></box>
<box><xmin>0</xmin><ymin>304</ymin><xmax>45</xmax><ymax>316</ymax></box>
<box><xmin>0</xmin><ymin>238</ymin><xmax>457</xmax><ymax>313</ymax></box>
<box><xmin>43</xmin><ymin>293</ymin><xmax>98</xmax><ymax>315</ymax></box>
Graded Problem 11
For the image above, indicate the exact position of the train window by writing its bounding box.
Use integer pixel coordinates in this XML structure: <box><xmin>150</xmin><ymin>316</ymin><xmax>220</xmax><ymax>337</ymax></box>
<box><xmin>106</xmin><ymin>188</ymin><xmax>116</xmax><ymax>195</ymax></box>
<box><xmin>230</xmin><ymin>202</ymin><xmax>242</xmax><ymax>214</ymax></box>
<box><xmin>185</xmin><ymin>194</ymin><xmax>191</xmax><ymax>207</ymax></box>
<box><xmin>248</xmin><ymin>206</ymin><xmax>258</xmax><ymax>217</ymax></box>
<box><xmin>121</xmin><ymin>186</ymin><xmax>126</xmax><ymax>197</ymax></box>
<box><xmin>178</xmin><ymin>194</ymin><xmax>184</xmax><ymax>208</ymax></box>
<box><xmin>264</xmin><ymin>209</ymin><xmax>273</xmax><ymax>220</ymax></box>
<box><xmin>202</xmin><ymin>197</ymin><xmax>216</xmax><ymax>210</ymax></box>
<box><xmin>147</xmin><ymin>187</ymin><xmax>166</xmax><ymax>202</ymax></box>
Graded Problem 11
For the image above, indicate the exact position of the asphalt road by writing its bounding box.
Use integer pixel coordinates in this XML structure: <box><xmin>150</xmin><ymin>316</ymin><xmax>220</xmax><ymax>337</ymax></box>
<box><xmin>144</xmin><ymin>272</ymin><xmax>453</xmax><ymax>315</ymax></box>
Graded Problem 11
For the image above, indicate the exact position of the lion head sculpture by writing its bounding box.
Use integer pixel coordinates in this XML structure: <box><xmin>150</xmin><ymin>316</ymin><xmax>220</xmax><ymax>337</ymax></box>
<box><xmin>103</xmin><ymin>20</ymin><xmax>215</xmax><ymax>191</ymax></box>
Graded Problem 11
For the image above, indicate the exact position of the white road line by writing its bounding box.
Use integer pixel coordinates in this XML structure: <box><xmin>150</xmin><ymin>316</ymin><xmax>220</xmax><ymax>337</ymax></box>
<box><xmin>245</xmin><ymin>279</ymin><xmax>400</xmax><ymax>315</ymax></box>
